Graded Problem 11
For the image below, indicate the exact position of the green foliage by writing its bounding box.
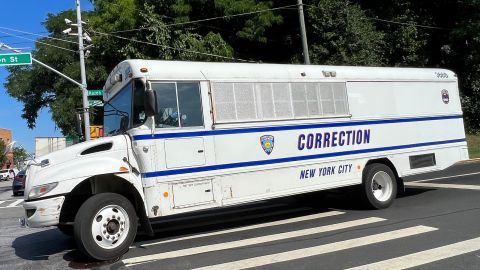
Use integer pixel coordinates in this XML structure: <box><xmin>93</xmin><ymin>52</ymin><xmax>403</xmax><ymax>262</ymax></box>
<box><xmin>214</xmin><ymin>0</ymin><xmax>283</xmax><ymax>43</ymax></box>
<box><xmin>0</xmin><ymin>140</ymin><xmax>6</xmax><ymax>166</ymax></box>
<box><xmin>306</xmin><ymin>0</ymin><xmax>385</xmax><ymax>66</ymax></box>
<box><xmin>12</xmin><ymin>146</ymin><xmax>29</xmax><ymax>168</ymax></box>
<box><xmin>466</xmin><ymin>134</ymin><xmax>480</xmax><ymax>158</ymax></box>
<box><xmin>4</xmin><ymin>0</ymin><xmax>480</xmax><ymax>133</ymax></box>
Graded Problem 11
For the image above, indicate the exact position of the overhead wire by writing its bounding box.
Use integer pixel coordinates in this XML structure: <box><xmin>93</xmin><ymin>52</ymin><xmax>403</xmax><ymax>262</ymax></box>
<box><xmin>0</xmin><ymin>26</ymin><xmax>79</xmax><ymax>44</ymax></box>
<box><xmin>0</xmin><ymin>31</ymin><xmax>49</xmax><ymax>39</ymax></box>
<box><xmin>90</xmin><ymin>29</ymin><xmax>255</xmax><ymax>62</ymax></box>
<box><xmin>302</xmin><ymin>3</ymin><xmax>449</xmax><ymax>31</ymax></box>
<box><xmin>0</xmin><ymin>30</ymin><xmax>77</xmax><ymax>53</ymax></box>
<box><xmin>89</xmin><ymin>4</ymin><xmax>301</xmax><ymax>62</ymax></box>
<box><xmin>107</xmin><ymin>4</ymin><xmax>299</xmax><ymax>34</ymax></box>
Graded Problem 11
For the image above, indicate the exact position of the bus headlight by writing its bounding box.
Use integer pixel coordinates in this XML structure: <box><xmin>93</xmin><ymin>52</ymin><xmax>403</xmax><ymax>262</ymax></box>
<box><xmin>28</xmin><ymin>182</ymin><xmax>58</xmax><ymax>199</ymax></box>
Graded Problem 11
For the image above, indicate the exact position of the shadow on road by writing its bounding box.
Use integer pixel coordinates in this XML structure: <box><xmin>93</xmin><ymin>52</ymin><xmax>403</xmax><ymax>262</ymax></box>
<box><xmin>12</xmin><ymin>228</ymin><xmax>116</xmax><ymax>268</ymax></box>
<box><xmin>12</xmin><ymin>228</ymin><xmax>75</xmax><ymax>261</ymax></box>
<box><xmin>399</xmin><ymin>187</ymin><xmax>435</xmax><ymax>198</ymax></box>
<box><xmin>64</xmin><ymin>250</ymin><xmax>120</xmax><ymax>269</ymax></box>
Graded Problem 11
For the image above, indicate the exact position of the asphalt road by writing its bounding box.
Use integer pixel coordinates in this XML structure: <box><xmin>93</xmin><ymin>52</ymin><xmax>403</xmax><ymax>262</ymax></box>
<box><xmin>1</xmin><ymin>161</ymin><xmax>480</xmax><ymax>270</ymax></box>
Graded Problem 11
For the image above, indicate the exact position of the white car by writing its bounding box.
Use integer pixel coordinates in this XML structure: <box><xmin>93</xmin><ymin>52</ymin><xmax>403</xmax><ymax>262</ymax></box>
<box><xmin>0</xmin><ymin>169</ymin><xmax>18</xmax><ymax>181</ymax></box>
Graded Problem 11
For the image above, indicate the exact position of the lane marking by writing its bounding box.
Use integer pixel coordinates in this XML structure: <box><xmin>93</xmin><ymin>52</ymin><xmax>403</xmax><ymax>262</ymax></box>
<box><xmin>122</xmin><ymin>217</ymin><xmax>386</xmax><ymax>266</ymax></box>
<box><xmin>8</xmin><ymin>199</ymin><xmax>24</xmax><ymax>207</ymax></box>
<box><xmin>410</xmin><ymin>171</ymin><xmax>480</xmax><ymax>183</ymax></box>
<box><xmin>406</xmin><ymin>182</ymin><xmax>480</xmax><ymax>190</ymax></box>
<box><xmin>347</xmin><ymin>237</ymin><xmax>480</xmax><ymax>270</ymax></box>
<box><xmin>136</xmin><ymin>211</ymin><xmax>345</xmax><ymax>248</ymax></box>
<box><xmin>0</xmin><ymin>200</ymin><xmax>4</xmax><ymax>205</ymax></box>
<box><xmin>192</xmin><ymin>226</ymin><xmax>438</xmax><ymax>270</ymax></box>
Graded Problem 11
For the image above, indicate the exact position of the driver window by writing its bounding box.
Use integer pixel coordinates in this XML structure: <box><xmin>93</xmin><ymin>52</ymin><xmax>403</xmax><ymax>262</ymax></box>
<box><xmin>153</xmin><ymin>83</ymin><xmax>179</xmax><ymax>128</ymax></box>
<box><xmin>152</xmin><ymin>82</ymin><xmax>203</xmax><ymax>128</ymax></box>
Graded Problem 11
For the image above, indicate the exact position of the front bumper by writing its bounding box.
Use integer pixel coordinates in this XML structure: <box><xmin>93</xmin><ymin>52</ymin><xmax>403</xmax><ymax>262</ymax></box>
<box><xmin>22</xmin><ymin>196</ymin><xmax>65</xmax><ymax>227</ymax></box>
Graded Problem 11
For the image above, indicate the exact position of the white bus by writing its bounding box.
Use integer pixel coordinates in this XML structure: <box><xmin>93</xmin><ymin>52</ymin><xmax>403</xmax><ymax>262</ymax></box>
<box><xmin>22</xmin><ymin>60</ymin><xmax>468</xmax><ymax>260</ymax></box>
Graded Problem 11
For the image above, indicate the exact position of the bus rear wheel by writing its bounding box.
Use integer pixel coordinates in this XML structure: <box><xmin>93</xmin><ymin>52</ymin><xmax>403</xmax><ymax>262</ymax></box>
<box><xmin>74</xmin><ymin>193</ymin><xmax>137</xmax><ymax>261</ymax></box>
<box><xmin>362</xmin><ymin>163</ymin><xmax>397</xmax><ymax>209</ymax></box>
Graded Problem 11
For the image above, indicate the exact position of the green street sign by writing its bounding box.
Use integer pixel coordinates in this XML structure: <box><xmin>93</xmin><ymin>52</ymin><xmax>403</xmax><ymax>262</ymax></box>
<box><xmin>0</xmin><ymin>53</ymin><xmax>32</xmax><ymax>66</ymax></box>
<box><xmin>88</xmin><ymin>100</ymin><xmax>104</xmax><ymax>107</ymax></box>
<box><xmin>88</xmin><ymin>90</ymin><xmax>103</xmax><ymax>96</ymax></box>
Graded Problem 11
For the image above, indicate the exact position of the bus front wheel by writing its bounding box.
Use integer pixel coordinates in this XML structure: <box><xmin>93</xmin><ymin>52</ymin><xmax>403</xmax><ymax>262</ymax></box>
<box><xmin>74</xmin><ymin>193</ymin><xmax>138</xmax><ymax>261</ymax></box>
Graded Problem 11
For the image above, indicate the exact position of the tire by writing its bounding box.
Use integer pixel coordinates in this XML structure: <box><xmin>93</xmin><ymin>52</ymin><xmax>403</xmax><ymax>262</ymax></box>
<box><xmin>74</xmin><ymin>193</ymin><xmax>138</xmax><ymax>261</ymax></box>
<box><xmin>57</xmin><ymin>224</ymin><xmax>74</xmax><ymax>236</ymax></box>
<box><xmin>13</xmin><ymin>192</ymin><xmax>18</xmax><ymax>196</ymax></box>
<box><xmin>362</xmin><ymin>163</ymin><xmax>397</xmax><ymax>209</ymax></box>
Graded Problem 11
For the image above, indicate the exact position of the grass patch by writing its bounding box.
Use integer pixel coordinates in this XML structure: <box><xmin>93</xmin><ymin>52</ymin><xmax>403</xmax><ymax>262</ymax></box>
<box><xmin>467</xmin><ymin>134</ymin><xmax>480</xmax><ymax>159</ymax></box>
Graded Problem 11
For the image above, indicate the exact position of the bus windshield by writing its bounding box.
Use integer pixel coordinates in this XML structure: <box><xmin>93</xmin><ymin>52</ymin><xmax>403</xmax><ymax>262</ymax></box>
<box><xmin>103</xmin><ymin>81</ymin><xmax>132</xmax><ymax>136</ymax></box>
<box><xmin>103</xmin><ymin>80</ymin><xmax>146</xmax><ymax>136</ymax></box>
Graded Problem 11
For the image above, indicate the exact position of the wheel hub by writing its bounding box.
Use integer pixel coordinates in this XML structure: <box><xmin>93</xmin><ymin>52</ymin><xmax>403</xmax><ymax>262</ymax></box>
<box><xmin>91</xmin><ymin>205</ymin><xmax>129</xmax><ymax>249</ymax></box>
<box><xmin>371</xmin><ymin>171</ymin><xmax>393</xmax><ymax>202</ymax></box>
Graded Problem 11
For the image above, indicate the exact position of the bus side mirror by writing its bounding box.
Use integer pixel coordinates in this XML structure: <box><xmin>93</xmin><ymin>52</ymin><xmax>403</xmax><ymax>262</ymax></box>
<box><xmin>145</xmin><ymin>83</ymin><xmax>156</xmax><ymax>117</ymax></box>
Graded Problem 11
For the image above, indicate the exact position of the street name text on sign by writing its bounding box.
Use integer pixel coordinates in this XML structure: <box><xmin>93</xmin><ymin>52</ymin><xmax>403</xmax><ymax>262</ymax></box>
<box><xmin>87</xmin><ymin>90</ymin><xmax>103</xmax><ymax>96</ymax></box>
<box><xmin>88</xmin><ymin>100</ymin><xmax>104</xmax><ymax>107</ymax></box>
<box><xmin>0</xmin><ymin>53</ymin><xmax>32</xmax><ymax>66</ymax></box>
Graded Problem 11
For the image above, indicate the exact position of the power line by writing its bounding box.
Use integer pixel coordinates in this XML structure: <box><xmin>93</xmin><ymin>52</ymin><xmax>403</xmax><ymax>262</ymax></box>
<box><xmin>90</xmin><ymin>29</ymin><xmax>255</xmax><ymax>62</ymax></box>
<box><xmin>367</xmin><ymin>17</ymin><xmax>449</xmax><ymax>30</ymax></box>
<box><xmin>108</xmin><ymin>4</ymin><xmax>298</xmax><ymax>34</ymax></box>
<box><xmin>0</xmin><ymin>31</ymin><xmax>49</xmax><ymax>39</ymax></box>
<box><xmin>0</xmin><ymin>30</ymin><xmax>77</xmax><ymax>53</ymax></box>
<box><xmin>0</xmin><ymin>26</ymin><xmax>79</xmax><ymax>44</ymax></box>
<box><xmin>302</xmin><ymin>3</ymin><xmax>449</xmax><ymax>31</ymax></box>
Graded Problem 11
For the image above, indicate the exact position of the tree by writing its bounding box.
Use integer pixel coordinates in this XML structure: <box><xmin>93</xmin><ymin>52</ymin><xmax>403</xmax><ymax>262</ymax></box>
<box><xmin>0</xmin><ymin>140</ymin><xmax>6</xmax><ymax>167</ymax></box>
<box><xmin>305</xmin><ymin>0</ymin><xmax>385</xmax><ymax>66</ymax></box>
<box><xmin>13</xmin><ymin>146</ymin><xmax>29</xmax><ymax>169</ymax></box>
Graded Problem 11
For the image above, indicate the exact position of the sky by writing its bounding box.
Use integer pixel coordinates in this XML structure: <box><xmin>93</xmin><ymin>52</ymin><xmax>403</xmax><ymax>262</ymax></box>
<box><xmin>0</xmin><ymin>0</ymin><xmax>94</xmax><ymax>154</ymax></box>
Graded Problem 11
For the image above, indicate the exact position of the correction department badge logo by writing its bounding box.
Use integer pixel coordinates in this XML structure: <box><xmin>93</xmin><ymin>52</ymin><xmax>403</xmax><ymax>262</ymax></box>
<box><xmin>260</xmin><ymin>135</ymin><xmax>274</xmax><ymax>155</ymax></box>
<box><xmin>441</xmin><ymin>89</ymin><xmax>450</xmax><ymax>104</ymax></box>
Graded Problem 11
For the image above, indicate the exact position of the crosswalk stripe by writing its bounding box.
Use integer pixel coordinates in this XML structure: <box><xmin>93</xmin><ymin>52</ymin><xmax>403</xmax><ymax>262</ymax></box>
<box><xmin>406</xmin><ymin>182</ymin><xmax>480</xmax><ymax>190</ymax></box>
<box><xmin>0</xmin><ymin>201</ymin><xmax>4</xmax><ymax>206</ymax></box>
<box><xmin>192</xmin><ymin>226</ymin><xmax>438</xmax><ymax>270</ymax></box>
<box><xmin>137</xmin><ymin>211</ymin><xmax>345</xmax><ymax>248</ymax></box>
<box><xmin>122</xmin><ymin>217</ymin><xmax>386</xmax><ymax>266</ymax></box>
<box><xmin>346</xmin><ymin>236</ymin><xmax>480</xmax><ymax>270</ymax></box>
<box><xmin>8</xmin><ymin>199</ymin><xmax>24</xmax><ymax>207</ymax></box>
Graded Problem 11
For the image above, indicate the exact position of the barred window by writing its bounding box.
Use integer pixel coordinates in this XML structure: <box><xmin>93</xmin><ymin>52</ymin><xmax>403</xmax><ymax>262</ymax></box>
<box><xmin>212</xmin><ymin>81</ymin><xmax>349</xmax><ymax>123</ymax></box>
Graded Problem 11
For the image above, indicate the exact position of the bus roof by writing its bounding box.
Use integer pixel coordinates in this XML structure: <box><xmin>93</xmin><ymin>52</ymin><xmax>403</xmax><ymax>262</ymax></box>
<box><xmin>103</xmin><ymin>60</ymin><xmax>456</xmax><ymax>100</ymax></box>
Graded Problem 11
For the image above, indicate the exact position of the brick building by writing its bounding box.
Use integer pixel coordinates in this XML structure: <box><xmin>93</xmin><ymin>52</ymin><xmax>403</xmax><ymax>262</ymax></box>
<box><xmin>0</xmin><ymin>128</ymin><xmax>14</xmax><ymax>169</ymax></box>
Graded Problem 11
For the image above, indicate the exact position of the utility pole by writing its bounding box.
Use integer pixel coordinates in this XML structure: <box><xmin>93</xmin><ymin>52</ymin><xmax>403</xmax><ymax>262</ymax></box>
<box><xmin>75</xmin><ymin>0</ymin><xmax>91</xmax><ymax>141</ymax></box>
<box><xmin>297</xmin><ymin>0</ymin><xmax>310</xmax><ymax>64</ymax></box>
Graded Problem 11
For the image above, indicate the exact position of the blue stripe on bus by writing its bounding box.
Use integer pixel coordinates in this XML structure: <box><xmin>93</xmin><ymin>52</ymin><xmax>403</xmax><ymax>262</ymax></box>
<box><xmin>142</xmin><ymin>138</ymin><xmax>466</xmax><ymax>178</ymax></box>
<box><xmin>133</xmin><ymin>114</ymin><xmax>463</xmax><ymax>141</ymax></box>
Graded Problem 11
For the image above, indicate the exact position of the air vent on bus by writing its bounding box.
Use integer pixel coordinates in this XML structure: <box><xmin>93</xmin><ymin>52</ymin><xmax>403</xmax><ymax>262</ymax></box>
<box><xmin>409</xmin><ymin>153</ymin><xmax>436</xmax><ymax>169</ymax></box>
<box><xmin>81</xmin><ymin>143</ymin><xmax>113</xmax><ymax>155</ymax></box>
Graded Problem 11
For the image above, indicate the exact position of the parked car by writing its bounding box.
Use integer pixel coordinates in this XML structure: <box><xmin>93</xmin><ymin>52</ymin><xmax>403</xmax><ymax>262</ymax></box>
<box><xmin>12</xmin><ymin>170</ymin><xmax>26</xmax><ymax>196</ymax></box>
<box><xmin>0</xmin><ymin>169</ymin><xmax>17</xmax><ymax>181</ymax></box>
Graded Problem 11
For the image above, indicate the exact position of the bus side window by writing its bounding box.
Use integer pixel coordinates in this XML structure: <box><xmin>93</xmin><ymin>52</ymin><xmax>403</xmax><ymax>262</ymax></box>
<box><xmin>177</xmin><ymin>83</ymin><xmax>203</xmax><ymax>127</ymax></box>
